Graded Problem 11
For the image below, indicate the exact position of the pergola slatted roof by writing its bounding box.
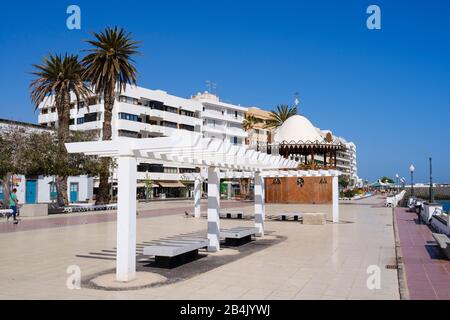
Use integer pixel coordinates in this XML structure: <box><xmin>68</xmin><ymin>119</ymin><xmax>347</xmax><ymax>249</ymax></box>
<box><xmin>65</xmin><ymin>131</ymin><xmax>341</xmax><ymax>283</ymax></box>
<box><xmin>66</xmin><ymin>131</ymin><xmax>299</xmax><ymax>171</ymax></box>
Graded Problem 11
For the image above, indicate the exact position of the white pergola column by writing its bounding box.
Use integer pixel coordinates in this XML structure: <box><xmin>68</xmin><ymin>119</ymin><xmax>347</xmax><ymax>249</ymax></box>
<box><xmin>194</xmin><ymin>178</ymin><xmax>201</xmax><ymax>218</ymax></box>
<box><xmin>332</xmin><ymin>175</ymin><xmax>339</xmax><ymax>223</ymax></box>
<box><xmin>207</xmin><ymin>167</ymin><xmax>221</xmax><ymax>252</ymax></box>
<box><xmin>227</xmin><ymin>182</ymin><xmax>232</xmax><ymax>200</ymax></box>
<box><xmin>254</xmin><ymin>172</ymin><xmax>265</xmax><ymax>236</ymax></box>
<box><xmin>116</xmin><ymin>153</ymin><xmax>137</xmax><ymax>282</ymax></box>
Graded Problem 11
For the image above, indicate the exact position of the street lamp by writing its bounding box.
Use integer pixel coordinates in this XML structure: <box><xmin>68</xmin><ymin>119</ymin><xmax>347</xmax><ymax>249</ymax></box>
<box><xmin>429</xmin><ymin>157</ymin><xmax>434</xmax><ymax>203</ymax></box>
<box><xmin>409</xmin><ymin>164</ymin><xmax>415</xmax><ymax>197</ymax></box>
<box><xmin>395</xmin><ymin>173</ymin><xmax>400</xmax><ymax>193</ymax></box>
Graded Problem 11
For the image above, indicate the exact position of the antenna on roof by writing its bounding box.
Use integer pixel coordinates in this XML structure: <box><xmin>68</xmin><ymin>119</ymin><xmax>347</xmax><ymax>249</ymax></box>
<box><xmin>206</xmin><ymin>80</ymin><xmax>211</xmax><ymax>93</ymax></box>
<box><xmin>212</xmin><ymin>82</ymin><xmax>217</xmax><ymax>96</ymax></box>
<box><xmin>294</xmin><ymin>92</ymin><xmax>300</xmax><ymax>115</ymax></box>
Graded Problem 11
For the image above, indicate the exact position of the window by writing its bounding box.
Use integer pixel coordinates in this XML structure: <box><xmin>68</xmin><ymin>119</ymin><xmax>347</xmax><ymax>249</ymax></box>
<box><xmin>119</xmin><ymin>96</ymin><xmax>138</xmax><ymax>105</ymax></box>
<box><xmin>235</xmin><ymin>111</ymin><xmax>238</xmax><ymax>118</ymax></box>
<box><xmin>164</xmin><ymin>167</ymin><xmax>177</xmax><ymax>174</ymax></box>
<box><xmin>180</xmin><ymin>109</ymin><xmax>195</xmax><ymax>117</ymax></box>
<box><xmin>179</xmin><ymin>124</ymin><xmax>194</xmax><ymax>132</ymax></box>
<box><xmin>119</xmin><ymin>113</ymin><xmax>139</xmax><ymax>122</ymax></box>
<box><xmin>165</xmin><ymin>106</ymin><xmax>178</xmax><ymax>114</ymax></box>
<box><xmin>69</xmin><ymin>119</ymin><xmax>75</xmax><ymax>125</ymax></box>
<box><xmin>41</xmin><ymin>108</ymin><xmax>48</xmax><ymax>115</ymax></box>
<box><xmin>179</xmin><ymin>168</ymin><xmax>199</xmax><ymax>174</ymax></box>
<box><xmin>84</xmin><ymin>112</ymin><xmax>98</xmax><ymax>123</ymax></box>
<box><xmin>77</xmin><ymin>118</ymin><xmax>84</xmax><ymax>125</ymax></box>
<box><xmin>161</xmin><ymin>121</ymin><xmax>177</xmax><ymax>128</ymax></box>
<box><xmin>118</xmin><ymin>130</ymin><xmax>139</xmax><ymax>138</ymax></box>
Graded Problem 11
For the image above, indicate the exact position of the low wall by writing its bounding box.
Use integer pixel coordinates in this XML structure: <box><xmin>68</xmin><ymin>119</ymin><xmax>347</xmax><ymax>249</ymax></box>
<box><xmin>404</xmin><ymin>186</ymin><xmax>450</xmax><ymax>200</ymax></box>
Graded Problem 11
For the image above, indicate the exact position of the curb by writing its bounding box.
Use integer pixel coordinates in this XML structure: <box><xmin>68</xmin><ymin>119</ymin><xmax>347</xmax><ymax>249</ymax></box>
<box><xmin>392</xmin><ymin>206</ymin><xmax>410</xmax><ymax>300</ymax></box>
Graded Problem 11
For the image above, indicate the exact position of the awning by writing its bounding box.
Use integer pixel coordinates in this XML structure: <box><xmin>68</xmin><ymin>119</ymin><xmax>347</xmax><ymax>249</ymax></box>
<box><xmin>158</xmin><ymin>181</ymin><xmax>186</xmax><ymax>188</ymax></box>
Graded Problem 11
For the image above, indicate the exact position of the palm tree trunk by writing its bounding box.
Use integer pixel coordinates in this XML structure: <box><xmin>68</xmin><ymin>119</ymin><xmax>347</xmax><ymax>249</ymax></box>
<box><xmin>55</xmin><ymin>91</ymin><xmax>70</xmax><ymax>207</ymax></box>
<box><xmin>96</xmin><ymin>91</ymin><xmax>115</xmax><ymax>205</ymax></box>
<box><xmin>1</xmin><ymin>173</ymin><xmax>12</xmax><ymax>208</ymax></box>
<box><xmin>56</xmin><ymin>176</ymin><xmax>69</xmax><ymax>206</ymax></box>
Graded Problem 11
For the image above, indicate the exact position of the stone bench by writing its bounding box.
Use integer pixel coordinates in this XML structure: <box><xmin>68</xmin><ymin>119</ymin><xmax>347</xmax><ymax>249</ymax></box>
<box><xmin>432</xmin><ymin>233</ymin><xmax>450</xmax><ymax>260</ymax></box>
<box><xmin>143</xmin><ymin>238</ymin><xmax>208</xmax><ymax>268</ymax></box>
<box><xmin>0</xmin><ymin>209</ymin><xmax>13</xmax><ymax>217</ymax></box>
<box><xmin>303</xmin><ymin>212</ymin><xmax>327</xmax><ymax>225</ymax></box>
<box><xmin>220</xmin><ymin>227</ymin><xmax>258</xmax><ymax>246</ymax></box>
<box><xmin>220</xmin><ymin>211</ymin><xmax>244</xmax><ymax>219</ymax></box>
<box><xmin>276</xmin><ymin>212</ymin><xmax>303</xmax><ymax>221</ymax></box>
<box><xmin>63</xmin><ymin>204</ymin><xmax>117</xmax><ymax>213</ymax></box>
<box><xmin>20</xmin><ymin>204</ymin><xmax>48</xmax><ymax>217</ymax></box>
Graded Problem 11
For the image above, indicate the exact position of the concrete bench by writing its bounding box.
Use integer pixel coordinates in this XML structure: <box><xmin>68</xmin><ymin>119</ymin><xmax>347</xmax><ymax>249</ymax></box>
<box><xmin>276</xmin><ymin>213</ymin><xmax>303</xmax><ymax>221</ymax></box>
<box><xmin>143</xmin><ymin>238</ymin><xmax>208</xmax><ymax>268</ymax></box>
<box><xmin>221</xmin><ymin>211</ymin><xmax>244</xmax><ymax>219</ymax></box>
<box><xmin>432</xmin><ymin>233</ymin><xmax>450</xmax><ymax>260</ymax></box>
<box><xmin>0</xmin><ymin>209</ymin><xmax>13</xmax><ymax>217</ymax></box>
<box><xmin>63</xmin><ymin>204</ymin><xmax>117</xmax><ymax>213</ymax></box>
<box><xmin>303</xmin><ymin>212</ymin><xmax>327</xmax><ymax>225</ymax></box>
<box><xmin>220</xmin><ymin>227</ymin><xmax>258</xmax><ymax>246</ymax></box>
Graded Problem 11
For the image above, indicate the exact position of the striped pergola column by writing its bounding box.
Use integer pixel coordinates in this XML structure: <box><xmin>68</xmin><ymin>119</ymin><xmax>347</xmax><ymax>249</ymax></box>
<box><xmin>254</xmin><ymin>171</ymin><xmax>265</xmax><ymax>236</ymax></box>
<box><xmin>207</xmin><ymin>167</ymin><xmax>221</xmax><ymax>252</ymax></box>
<box><xmin>194</xmin><ymin>178</ymin><xmax>201</xmax><ymax>218</ymax></box>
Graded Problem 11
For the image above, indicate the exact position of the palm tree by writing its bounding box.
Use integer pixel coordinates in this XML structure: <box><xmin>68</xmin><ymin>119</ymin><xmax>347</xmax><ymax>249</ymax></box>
<box><xmin>30</xmin><ymin>53</ymin><xmax>90</xmax><ymax>206</ymax></box>
<box><xmin>82</xmin><ymin>26</ymin><xmax>140</xmax><ymax>204</ymax></box>
<box><xmin>264</xmin><ymin>104</ymin><xmax>297</xmax><ymax>129</ymax></box>
<box><xmin>242</xmin><ymin>114</ymin><xmax>257</xmax><ymax>131</ymax></box>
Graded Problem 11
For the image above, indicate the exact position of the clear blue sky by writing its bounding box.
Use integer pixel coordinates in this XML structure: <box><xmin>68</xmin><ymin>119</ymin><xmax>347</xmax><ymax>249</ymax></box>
<box><xmin>0</xmin><ymin>0</ymin><xmax>449</xmax><ymax>183</ymax></box>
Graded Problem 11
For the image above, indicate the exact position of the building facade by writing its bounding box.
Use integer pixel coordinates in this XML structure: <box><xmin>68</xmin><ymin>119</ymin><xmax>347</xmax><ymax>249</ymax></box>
<box><xmin>37</xmin><ymin>85</ymin><xmax>360</xmax><ymax>199</ymax></box>
<box><xmin>245</xmin><ymin>107</ymin><xmax>273</xmax><ymax>151</ymax></box>
<box><xmin>0</xmin><ymin>119</ymin><xmax>94</xmax><ymax>205</ymax></box>
<box><xmin>191</xmin><ymin>91</ymin><xmax>248</xmax><ymax>146</ymax></box>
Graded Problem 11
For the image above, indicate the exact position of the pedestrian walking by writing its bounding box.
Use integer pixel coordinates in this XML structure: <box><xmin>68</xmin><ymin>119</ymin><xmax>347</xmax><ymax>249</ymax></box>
<box><xmin>7</xmin><ymin>188</ymin><xmax>19</xmax><ymax>224</ymax></box>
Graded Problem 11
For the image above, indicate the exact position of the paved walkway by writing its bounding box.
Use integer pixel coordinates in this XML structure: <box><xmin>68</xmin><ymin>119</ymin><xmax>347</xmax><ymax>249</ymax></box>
<box><xmin>0</xmin><ymin>198</ymin><xmax>399</xmax><ymax>300</ymax></box>
<box><xmin>0</xmin><ymin>200</ymin><xmax>251</xmax><ymax>234</ymax></box>
<box><xmin>395</xmin><ymin>207</ymin><xmax>450</xmax><ymax>300</ymax></box>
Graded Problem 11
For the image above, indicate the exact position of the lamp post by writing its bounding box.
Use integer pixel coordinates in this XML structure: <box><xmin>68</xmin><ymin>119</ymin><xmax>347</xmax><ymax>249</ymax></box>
<box><xmin>395</xmin><ymin>173</ymin><xmax>400</xmax><ymax>193</ymax></box>
<box><xmin>409</xmin><ymin>164</ymin><xmax>415</xmax><ymax>197</ymax></box>
<box><xmin>429</xmin><ymin>157</ymin><xmax>434</xmax><ymax>203</ymax></box>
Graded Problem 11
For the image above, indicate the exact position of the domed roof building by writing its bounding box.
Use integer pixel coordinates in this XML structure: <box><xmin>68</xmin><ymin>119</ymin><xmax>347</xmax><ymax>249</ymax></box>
<box><xmin>272</xmin><ymin>114</ymin><xmax>344</xmax><ymax>170</ymax></box>
<box><xmin>273</xmin><ymin>115</ymin><xmax>324</xmax><ymax>143</ymax></box>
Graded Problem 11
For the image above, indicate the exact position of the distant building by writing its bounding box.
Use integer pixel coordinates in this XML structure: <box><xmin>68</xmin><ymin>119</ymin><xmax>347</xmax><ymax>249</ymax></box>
<box><xmin>269</xmin><ymin>114</ymin><xmax>360</xmax><ymax>186</ymax></box>
<box><xmin>191</xmin><ymin>91</ymin><xmax>248</xmax><ymax>146</ymax></box>
<box><xmin>245</xmin><ymin>107</ymin><xmax>273</xmax><ymax>152</ymax></box>
<box><xmin>0</xmin><ymin>118</ymin><xmax>93</xmax><ymax>204</ymax></box>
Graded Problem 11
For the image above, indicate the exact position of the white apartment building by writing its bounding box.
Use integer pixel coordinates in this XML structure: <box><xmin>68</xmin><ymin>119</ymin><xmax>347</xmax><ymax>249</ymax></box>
<box><xmin>191</xmin><ymin>92</ymin><xmax>248</xmax><ymax>146</ymax></box>
<box><xmin>0</xmin><ymin>119</ymin><xmax>94</xmax><ymax>205</ymax></box>
<box><xmin>320</xmin><ymin>130</ymin><xmax>359</xmax><ymax>185</ymax></box>
<box><xmin>39</xmin><ymin>86</ymin><xmax>248</xmax><ymax>199</ymax></box>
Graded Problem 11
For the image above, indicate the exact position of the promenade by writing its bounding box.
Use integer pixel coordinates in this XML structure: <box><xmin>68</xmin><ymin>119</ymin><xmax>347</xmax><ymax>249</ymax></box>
<box><xmin>0</xmin><ymin>196</ymin><xmax>399</xmax><ymax>300</ymax></box>
<box><xmin>395</xmin><ymin>207</ymin><xmax>450</xmax><ymax>299</ymax></box>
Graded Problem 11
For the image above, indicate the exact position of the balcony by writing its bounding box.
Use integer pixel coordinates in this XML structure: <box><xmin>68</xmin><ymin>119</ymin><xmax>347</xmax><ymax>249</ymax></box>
<box><xmin>226</xmin><ymin>127</ymin><xmax>248</xmax><ymax>138</ymax></box>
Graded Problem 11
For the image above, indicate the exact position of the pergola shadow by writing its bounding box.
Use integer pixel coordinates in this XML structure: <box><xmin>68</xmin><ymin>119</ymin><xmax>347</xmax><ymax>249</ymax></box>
<box><xmin>80</xmin><ymin>234</ymin><xmax>286</xmax><ymax>291</ymax></box>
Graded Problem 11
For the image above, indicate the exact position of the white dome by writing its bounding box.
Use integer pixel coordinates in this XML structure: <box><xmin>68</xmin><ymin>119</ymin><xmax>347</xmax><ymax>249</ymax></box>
<box><xmin>274</xmin><ymin>115</ymin><xmax>324</xmax><ymax>143</ymax></box>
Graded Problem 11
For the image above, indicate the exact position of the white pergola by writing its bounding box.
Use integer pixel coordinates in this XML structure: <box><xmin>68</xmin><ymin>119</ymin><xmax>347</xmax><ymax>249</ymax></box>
<box><xmin>65</xmin><ymin>131</ymin><xmax>340</xmax><ymax>282</ymax></box>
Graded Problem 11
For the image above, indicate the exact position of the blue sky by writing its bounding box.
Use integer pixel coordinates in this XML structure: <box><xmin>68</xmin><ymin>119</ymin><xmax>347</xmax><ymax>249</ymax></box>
<box><xmin>0</xmin><ymin>0</ymin><xmax>449</xmax><ymax>183</ymax></box>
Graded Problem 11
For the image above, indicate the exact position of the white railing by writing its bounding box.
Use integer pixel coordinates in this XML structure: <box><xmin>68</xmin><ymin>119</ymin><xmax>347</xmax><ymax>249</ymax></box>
<box><xmin>385</xmin><ymin>190</ymin><xmax>406</xmax><ymax>207</ymax></box>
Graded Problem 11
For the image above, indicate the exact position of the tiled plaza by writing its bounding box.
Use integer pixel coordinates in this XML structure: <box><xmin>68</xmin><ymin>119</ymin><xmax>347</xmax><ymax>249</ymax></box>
<box><xmin>0</xmin><ymin>197</ymin><xmax>400</xmax><ymax>300</ymax></box>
